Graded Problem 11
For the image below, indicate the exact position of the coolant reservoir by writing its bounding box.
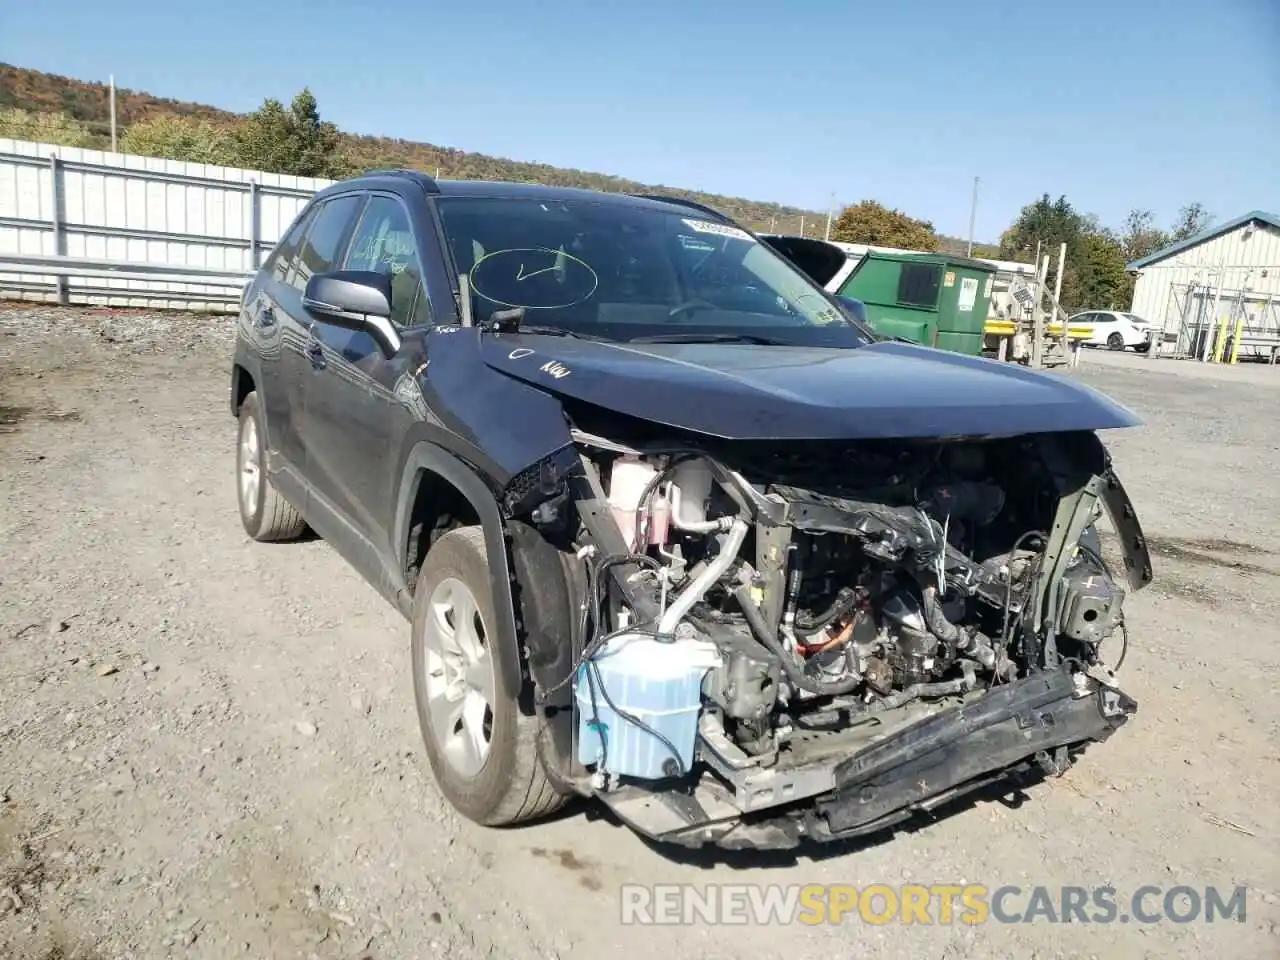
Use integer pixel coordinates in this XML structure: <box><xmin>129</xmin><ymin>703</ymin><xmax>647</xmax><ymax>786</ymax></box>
<box><xmin>671</xmin><ymin>459</ymin><xmax>713</xmax><ymax>526</ymax></box>
<box><xmin>608</xmin><ymin>457</ymin><xmax>657</xmax><ymax>550</ymax></box>
<box><xmin>574</xmin><ymin>632</ymin><xmax>719</xmax><ymax>780</ymax></box>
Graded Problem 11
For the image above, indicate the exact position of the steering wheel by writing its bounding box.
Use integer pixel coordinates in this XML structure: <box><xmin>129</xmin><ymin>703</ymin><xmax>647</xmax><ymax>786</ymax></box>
<box><xmin>667</xmin><ymin>297</ymin><xmax>719</xmax><ymax>318</ymax></box>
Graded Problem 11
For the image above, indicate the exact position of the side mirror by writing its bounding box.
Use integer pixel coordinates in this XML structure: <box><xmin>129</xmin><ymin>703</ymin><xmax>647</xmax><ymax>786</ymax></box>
<box><xmin>302</xmin><ymin>271</ymin><xmax>401</xmax><ymax>355</ymax></box>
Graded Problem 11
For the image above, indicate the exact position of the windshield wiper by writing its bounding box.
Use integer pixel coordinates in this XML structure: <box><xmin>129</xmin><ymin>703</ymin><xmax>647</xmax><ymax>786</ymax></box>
<box><xmin>479</xmin><ymin>306</ymin><xmax>607</xmax><ymax>341</ymax></box>
<box><xmin>511</xmin><ymin>323</ymin><xmax>596</xmax><ymax>339</ymax></box>
<box><xmin>627</xmin><ymin>332</ymin><xmax>789</xmax><ymax>345</ymax></box>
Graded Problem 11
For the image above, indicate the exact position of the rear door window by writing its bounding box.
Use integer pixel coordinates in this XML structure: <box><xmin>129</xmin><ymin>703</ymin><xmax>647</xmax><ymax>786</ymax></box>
<box><xmin>289</xmin><ymin>194</ymin><xmax>365</xmax><ymax>292</ymax></box>
<box><xmin>267</xmin><ymin>204</ymin><xmax>318</xmax><ymax>285</ymax></box>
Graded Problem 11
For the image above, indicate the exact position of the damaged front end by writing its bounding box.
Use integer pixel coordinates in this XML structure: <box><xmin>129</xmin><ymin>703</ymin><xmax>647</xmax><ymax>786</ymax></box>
<box><xmin>507</xmin><ymin>420</ymin><xmax>1152</xmax><ymax>850</ymax></box>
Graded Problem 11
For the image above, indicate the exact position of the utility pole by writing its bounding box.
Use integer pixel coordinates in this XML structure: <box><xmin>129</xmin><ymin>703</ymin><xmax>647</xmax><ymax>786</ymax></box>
<box><xmin>824</xmin><ymin>192</ymin><xmax>836</xmax><ymax>241</ymax></box>
<box><xmin>966</xmin><ymin>176</ymin><xmax>979</xmax><ymax>257</ymax></box>
<box><xmin>799</xmin><ymin>216</ymin><xmax>806</xmax><ymax>237</ymax></box>
<box><xmin>108</xmin><ymin>74</ymin><xmax>118</xmax><ymax>152</ymax></box>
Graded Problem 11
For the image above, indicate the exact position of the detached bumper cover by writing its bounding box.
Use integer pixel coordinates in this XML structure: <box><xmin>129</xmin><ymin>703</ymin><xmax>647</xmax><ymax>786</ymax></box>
<box><xmin>600</xmin><ymin>665</ymin><xmax>1136</xmax><ymax>850</ymax></box>
<box><xmin>808</xmin><ymin>665</ymin><xmax>1136</xmax><ymax>841</ymax></box>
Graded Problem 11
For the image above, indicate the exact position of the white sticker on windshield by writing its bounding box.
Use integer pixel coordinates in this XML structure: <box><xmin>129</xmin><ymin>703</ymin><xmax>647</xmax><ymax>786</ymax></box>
<box><xmin>681</xmin><ymin>218</ymin><xmax>755</xmax><ymax>242</ymax></box>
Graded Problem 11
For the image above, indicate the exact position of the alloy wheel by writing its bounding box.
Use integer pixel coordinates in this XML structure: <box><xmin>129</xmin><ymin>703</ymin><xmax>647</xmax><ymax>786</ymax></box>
<box><xmin>419</xmin><ymin>576</ymin><xmax>496</xmax><ymax>778</ymax></box>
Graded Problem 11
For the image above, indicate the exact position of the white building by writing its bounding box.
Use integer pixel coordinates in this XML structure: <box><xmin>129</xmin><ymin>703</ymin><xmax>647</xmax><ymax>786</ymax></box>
<box><xmin>1127</xmin><ymin>210</ymin><xmax>1280</xmax><ymax>359</ymax></box>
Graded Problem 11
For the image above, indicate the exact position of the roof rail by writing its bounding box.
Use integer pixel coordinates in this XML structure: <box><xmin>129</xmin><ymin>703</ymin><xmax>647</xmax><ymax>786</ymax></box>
<box><xmin>630</xmin><ymin>193</ymin><xmax>733</xmax><ymax>223</ymax></box>
<box><xmin>357</xmin><ymin>168</ymin><xmax>441</xmax><ymax>194</ymax></box>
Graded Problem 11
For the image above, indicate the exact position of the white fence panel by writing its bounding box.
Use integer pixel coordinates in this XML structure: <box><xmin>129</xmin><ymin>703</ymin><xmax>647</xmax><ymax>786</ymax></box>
<box><xmin>0</xmin><ymin>138</ymin><xmax>335</xmax><ymax>312</ymax></box>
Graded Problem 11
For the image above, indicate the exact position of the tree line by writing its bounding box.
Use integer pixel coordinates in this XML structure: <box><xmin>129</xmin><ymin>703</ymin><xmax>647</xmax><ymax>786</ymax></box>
<box><xmin>0</xmin><ymin>93</ymin><xmax>345</xmax><ymax>178</ymax></box>
<box><xmin>0</xmin><ymin>64</ymin><xmax>822</xmax><ymax>235</ymax></box>
<box><xmin>0</xmin><ymin>68</ymin><xmax>1209</xmax><ymax>313</ymax></box>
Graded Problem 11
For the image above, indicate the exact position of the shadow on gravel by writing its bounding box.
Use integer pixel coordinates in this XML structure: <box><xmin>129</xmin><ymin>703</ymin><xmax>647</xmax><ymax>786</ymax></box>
<box><xmin>0</xmin><ymin>404</ymin><xmax>31</xmax><ymax>432</ymax></box>
<box><xmin>1143</xmin><ymin>534</ymin><xmax>1275</xmax><ymax>577</ymax></box>
<box><xmin>1098</xmin><ymin>530</ymin><xmax>1278</xmax><ymax>608</ymax></box>
<box><xmin>0</xmin><ymin>405</ymin><xmax>82</xmax><ymax>434</ymax></box>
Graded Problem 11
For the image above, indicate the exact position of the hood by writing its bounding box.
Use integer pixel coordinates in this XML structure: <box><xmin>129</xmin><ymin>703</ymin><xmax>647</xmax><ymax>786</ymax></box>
<box><xmin>480</xmin><ymin>334</ymin><xmax>1141</xmax><ymax>441</ymax></box>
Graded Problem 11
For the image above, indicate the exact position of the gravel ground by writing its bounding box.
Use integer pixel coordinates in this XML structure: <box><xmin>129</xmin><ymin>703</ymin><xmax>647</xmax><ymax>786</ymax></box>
<box><xmin>1</xmin><ymin>303</ymin><xmax>1278</xmax><ymax>960</ymax></box>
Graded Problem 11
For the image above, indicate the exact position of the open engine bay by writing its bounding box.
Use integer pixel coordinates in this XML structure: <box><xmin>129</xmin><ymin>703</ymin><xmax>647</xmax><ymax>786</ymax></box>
<box><xmin>522</xmin><ymin>423</ymin><xmax>1152</xmax><ymax>849</ymax></box>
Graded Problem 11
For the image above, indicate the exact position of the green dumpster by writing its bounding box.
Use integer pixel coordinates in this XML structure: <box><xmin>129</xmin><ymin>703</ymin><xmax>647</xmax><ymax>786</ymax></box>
<box><xmin>834</xmin><ymin>252</ymin><xmax>995</xmax><ymax>356</ymax></box>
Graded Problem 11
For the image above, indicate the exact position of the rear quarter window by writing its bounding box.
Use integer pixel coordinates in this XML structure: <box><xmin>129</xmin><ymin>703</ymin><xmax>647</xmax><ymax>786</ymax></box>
<box><xmin>265</xmin><ymin>204</ymin><xmax>318</xmax><ymax>284</ymax></box>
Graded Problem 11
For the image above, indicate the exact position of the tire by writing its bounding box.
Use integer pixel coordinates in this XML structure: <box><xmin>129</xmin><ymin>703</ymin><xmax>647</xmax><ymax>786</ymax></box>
<box><xmin>236</xmin><ymin>391</ymin><xmax>307</xmax><ymax>542</ymax></box>
<box><xmin>411</xmin><ymin>525</ymin><xmax>566</xmax><ymax>826</ymax></box>
<box><xmin>1107</xmin><ymin>332</ymin><xmax>1125</xmax><ymax>351</ymax></box>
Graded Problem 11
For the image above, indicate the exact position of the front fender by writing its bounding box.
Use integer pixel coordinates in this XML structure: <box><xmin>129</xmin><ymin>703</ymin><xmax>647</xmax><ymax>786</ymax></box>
<box><xmin>393</xmin><ymin>442</ymin><xmax>523</xmax><ymax>701</ymax></box>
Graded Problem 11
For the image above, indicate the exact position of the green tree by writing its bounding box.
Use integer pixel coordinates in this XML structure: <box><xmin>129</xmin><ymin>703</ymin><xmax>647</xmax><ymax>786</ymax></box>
<box><xmin>120</xmin><ymin>115</ymin><xmax>240</xmax><ymax>165</ymax></box>
<box><xmin>0</xmin><ymin>107</ymin><xmax>95</xmax><ymax>147</ymax></box>
<box><xmin>234</xmin><ymin>89</ymin><xmax>346</xmax><ymax>178</ymax></box>
<box><xmin>999</xmin><ymin>194</ymin><xmax>1087</xmax><ymax>308</ymax></box>
<box><xmin>829</xmin><ymin>201</ymin><xmax>937</xmax><ymax>250</ymax></box>
<box><xmin>1075</xmin><ymin>231</ymin><xmax>1129</xmax><ymax>309</ymax></box>
<box><xmin>999</xmin><ymin>197</ymin><xmax>1218</xmax><ymax>312</ymax></box>
<box><xmin>999</xmin><ymin>194</ymin><xmax>1084</xmax><ymax>265</ymax></box>
<box><xmin>1119</xmin><ymin>209</ymin><xmax>1169</xmax><ymax>263</ymax></box>
<box><xmin>1171</xmin><ymin>202</ymin><xmax>1212</xmax><ymax>241</ymax></box>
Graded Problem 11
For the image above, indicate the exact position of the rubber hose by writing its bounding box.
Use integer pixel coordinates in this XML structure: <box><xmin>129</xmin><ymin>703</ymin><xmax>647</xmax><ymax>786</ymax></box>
<box><xmin>794</xmin><ymin>586</ymin><xmax>858</xmax><ymax>633</ymax></box>
<box><xmin>733</xmin><ymin>585</ymin><xmax>861</xmax><ymax>696</ymax></box>
<box><xmin>920</xmin><ymin>584</ymin><xmax>963</xmax><ymax>644</ymax></box>
<box><xmin>868</xmin><ymin>676</ymin><xmax>968</xmax><ymax>712</ymax></box>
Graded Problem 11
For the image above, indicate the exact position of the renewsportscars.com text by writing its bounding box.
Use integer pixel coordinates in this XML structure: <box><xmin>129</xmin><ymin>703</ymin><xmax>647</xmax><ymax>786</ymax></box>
<box><xmin>619</xmin><ymin>883</ymin><xmax>1249</xmax><ymax>926</ymax></box>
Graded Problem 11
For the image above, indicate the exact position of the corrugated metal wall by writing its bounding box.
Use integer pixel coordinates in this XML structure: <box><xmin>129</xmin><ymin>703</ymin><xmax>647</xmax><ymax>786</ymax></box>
<box><xmin>1131</xmin><ymin>220</ymin><xmax>1280</xmax><ymax>355</ymax></box>
<box><xmin>0</xmin><ymin>137</ymin><xmax>334</xmax><ymax>311</ymax></box>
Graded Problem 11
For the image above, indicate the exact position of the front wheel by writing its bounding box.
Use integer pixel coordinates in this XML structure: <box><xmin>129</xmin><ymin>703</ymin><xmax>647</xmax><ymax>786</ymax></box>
<box><xmin>411</xmin><ymin>525</ymin><xmax>566</xmax><ymax>826</ymax></box>
<box><xmin>1107</xmin><ymin>332</ymin><xmax>1125</xmax><ymax>351</ymax></box>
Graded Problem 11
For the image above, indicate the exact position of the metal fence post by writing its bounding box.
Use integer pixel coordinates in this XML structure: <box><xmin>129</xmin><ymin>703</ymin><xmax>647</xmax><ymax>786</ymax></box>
<box><xmin>49</xmin><ymin>153</ymin><xmax>67</xmax><ymax>305</ymax></box>
<box><xmin>248</xmin><ymin>179</ymin><xmax>261</xmax><ymax>269</ymax></box>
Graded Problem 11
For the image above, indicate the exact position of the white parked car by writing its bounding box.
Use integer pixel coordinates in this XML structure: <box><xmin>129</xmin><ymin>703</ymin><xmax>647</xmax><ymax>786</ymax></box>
<box><xmin>1072</xmin><ymin>310</ymin><xmax>1156</xmax><ymax>352</ymax></box>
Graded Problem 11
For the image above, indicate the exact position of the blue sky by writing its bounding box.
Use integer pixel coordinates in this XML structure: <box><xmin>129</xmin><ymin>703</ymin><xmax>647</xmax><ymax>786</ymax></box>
<box><xmin>3</xmin><ymin>0</ymin><xmax>1276</xmax><ymax>241</ymax></box>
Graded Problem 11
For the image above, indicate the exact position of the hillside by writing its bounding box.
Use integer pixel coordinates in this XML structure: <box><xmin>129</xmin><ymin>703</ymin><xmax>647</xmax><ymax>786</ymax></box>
<box><xmin>0</xmin><ymin>63</ymin><xmax>996</xmax><ymax>255</ymax></box>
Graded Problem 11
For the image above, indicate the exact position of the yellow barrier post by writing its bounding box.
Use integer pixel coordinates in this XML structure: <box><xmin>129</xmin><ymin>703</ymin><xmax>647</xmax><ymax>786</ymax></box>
<box><xmin>1213</xmin><ymin>316</ymin><xmax>1229</xmax><ymax>363</ymax></box>
<box><xmin>1230</xmin><ymin>315</ymin><xmax>1245</xmax><ymax>364</ymax></box>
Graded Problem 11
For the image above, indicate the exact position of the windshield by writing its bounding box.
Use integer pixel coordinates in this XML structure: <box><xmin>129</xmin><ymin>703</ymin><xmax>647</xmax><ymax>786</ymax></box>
<box><xmin>434</xmin><ymin>197</ymin><xmax>873</xmax><ymax>346</ymax></box>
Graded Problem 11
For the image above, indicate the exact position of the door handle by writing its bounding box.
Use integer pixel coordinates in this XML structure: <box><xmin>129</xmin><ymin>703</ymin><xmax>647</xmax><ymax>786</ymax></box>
<box><xmin>305</xmin><ymin>340</ymin><xmax>327</xmax><ymax>370</ymax></box>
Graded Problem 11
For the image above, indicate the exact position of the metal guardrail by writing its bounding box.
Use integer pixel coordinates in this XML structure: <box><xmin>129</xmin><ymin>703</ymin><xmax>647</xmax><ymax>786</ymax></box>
<box><xmin>0</xmin><ymin>253</ymin><xmax>252</xmax><ymax>309</ymax></box>
<box><xmin>0</xmin><ymin>252</ymin><xmax>252</xmax><ymax>284</ymax></box>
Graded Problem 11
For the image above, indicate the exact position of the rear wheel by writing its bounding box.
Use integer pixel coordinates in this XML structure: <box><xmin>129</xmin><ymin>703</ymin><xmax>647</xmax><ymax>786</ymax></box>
<box><xmin>1107</xmin><ymin>332</ymin><xmax>1125</xmax><ymax>351</ymax></box>
<box><xmin>236</xmin><ymin>391</ymin><xmax>307</xmax><ymax>541</ymax></box>
<box><xmin>411</xmin><ymin>526</ymin><xmax>566</xmax><ymax>826</ymax></box>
